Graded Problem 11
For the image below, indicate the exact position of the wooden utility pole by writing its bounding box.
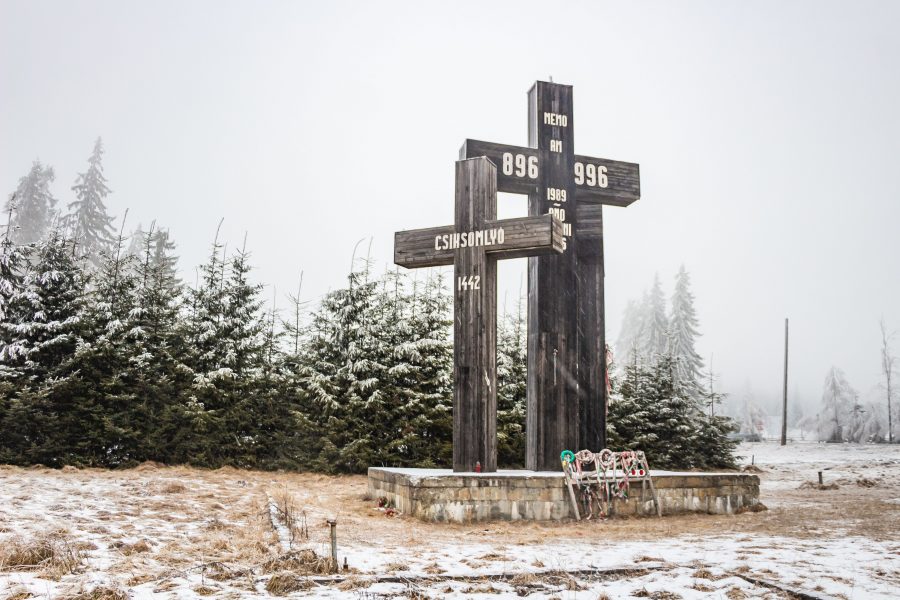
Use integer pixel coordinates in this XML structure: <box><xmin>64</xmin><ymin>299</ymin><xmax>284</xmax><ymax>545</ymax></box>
<box><xmin>781</xmin><ymin>318</ymin><xmax>789</xmax><ymax>446</ymax></box>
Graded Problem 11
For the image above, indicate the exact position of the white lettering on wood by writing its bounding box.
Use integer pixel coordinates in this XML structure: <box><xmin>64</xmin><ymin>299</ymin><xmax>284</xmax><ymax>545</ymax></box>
<box><xmin>502</xmin><ymin>153</ymin><xmax>538</xmax><ymax>179</ymax></box>
<box><xmin>457</xmin><ymin>275</ymin><xmax>481</xmax><ymax>292</ymax></box>
<box><xmin>574</xmin><ymin>162</ymin><xmax>608</xmax><ymax>188</ymax></box>
<box><xmin>543</xmin><ymin>112</ymin><xmax>568</xmax><ymax>127</ymax></box>
<box><xmin>434</xmin><ymin>227</ymin><xmax>507</xmax><ymax>251</ymax></box>
<box><xmin>546</xmin><ymin>187</ymin><xmax>567</xmax><ymax>203</ymax></box>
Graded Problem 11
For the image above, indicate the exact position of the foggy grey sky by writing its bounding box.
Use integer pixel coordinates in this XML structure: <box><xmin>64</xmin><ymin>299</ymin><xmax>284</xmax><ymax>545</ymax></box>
<box><xmin>2</xmin><ymin>1</ymin><xmax>899</xmax><ymax>412</ymax></box>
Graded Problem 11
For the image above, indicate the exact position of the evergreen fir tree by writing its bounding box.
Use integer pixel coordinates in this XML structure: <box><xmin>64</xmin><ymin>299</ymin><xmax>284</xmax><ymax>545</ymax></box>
<box><xmin>299</xmin><ymin>260</ymin><xmax>382</xmax><ymax>472</ymax></box>
<box><xmin>0</xmin><ymin>228</ymin><xmax>86</xmax><ymax>465</ymax></box>
<box><xmin>170</xmin><ymin>233</ymin><xmax>229</xmax><ymax>465</ymax></box>
<box><xmin>641</xmin><ymin>273</ymin><xmax>669</xmax><ymax>361</ymax></box>
<box><xmin>128</xmin><ymin>224</ymin><xmax>188</xmax><ymax>463</ymax></box>
<box><xmin>150</xmin><ymin>228</ymin><xmax>180</xmax><ymax>286</ymax></box>
<box><xmin>65</xmin><ymin>138</ymin><xmax>116</xmax><ymax>269</ymax></box>
<box><xmin>497</xmin><ymin>293</ymin><xmax>527</xmax><ymax>467</ymax></box>
<box><xmin>60</xmin><ymin>223</ymin><xmax>141</xmax><ymax>465</ymax></box>
<box><xmin>126</xmin><ymin>223</ymin><xmax>145</xmax><ymax>257</ymax></box>
<box><xmin>396</xmin><ymin>270</ymin><xmax>453</xmax><ymax>467</ymax></box>
<box><xmin>608</xmin><ymin>356</ymin><xmax>737</xmax><ymax>470</ymax></box>
<box><xmin>615</xmin><ymin>298</ymin><xmax>644</xmax><ymax>368</ymax></box>
<box><xmin>218</xmin><ymin>243</ymin><xmax>268</xmax><ymax>466</ymax></box>
<box><xmin>668</xmin><ymin>265</ymin><xmax>704</xmax><ymax>397</ymax></box>
<box><xmin>5</xmin><ymin>162</ymin><xmax>58</xmax><ymax>246</ymax></box>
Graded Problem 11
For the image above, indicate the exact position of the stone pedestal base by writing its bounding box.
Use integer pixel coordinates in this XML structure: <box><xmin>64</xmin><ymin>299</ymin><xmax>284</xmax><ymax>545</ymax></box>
<box><xmin>368</xmin><ymin>467</ymin><xmax>760</xmax><ymax>523</ymax></box>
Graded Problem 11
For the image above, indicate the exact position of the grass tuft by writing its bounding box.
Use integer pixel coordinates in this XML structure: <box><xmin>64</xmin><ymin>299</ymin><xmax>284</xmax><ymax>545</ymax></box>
<box><xmin>63</xmin><ymin>585</ymin><xmax>129</xmax><ymax>600</ymax></box>
<box><xmin>261</xmin><ymin>548</ymin><xmax>332</xmax><ymax>575</ymax></box>
<box><xmin>265</xmin><ymin>572</ymin><xmax>312</xmax><ymax>595</ymax></box>
<box><xmin>0</xmin><ymin>534</ymin><xmax>82</xmax><ymax>579</ymax></box>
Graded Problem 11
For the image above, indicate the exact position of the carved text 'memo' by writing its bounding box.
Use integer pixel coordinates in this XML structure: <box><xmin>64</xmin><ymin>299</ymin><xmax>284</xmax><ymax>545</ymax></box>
<box><xmin>434</xmin><ymin>227</ymin><xmax>505</xmax><ymax>251</ymax></box>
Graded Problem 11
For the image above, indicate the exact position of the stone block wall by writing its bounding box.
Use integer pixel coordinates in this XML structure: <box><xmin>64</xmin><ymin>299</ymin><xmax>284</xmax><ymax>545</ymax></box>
<box><xmin>368</xmin><ymin>468</ymin><xmax>760</xmax><ymax>523</ymax></box>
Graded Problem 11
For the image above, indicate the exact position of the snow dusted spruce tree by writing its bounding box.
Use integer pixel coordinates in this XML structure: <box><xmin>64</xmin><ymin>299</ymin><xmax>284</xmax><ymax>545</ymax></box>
<box><xmin>641</xmin><ymin>273</ymin><xmax>669</xmax><ymax>361</ymax></box>
<box><xmin>65</xmin><ymin>138</ymin><xmax>116</xmax><ymax>269</ymax></box>
<box><xmin>497</xmin><ymin>294</ymin><xmax>527</xmax><ymax>467</ymax></box>
<box><xmin>121</xmin><ymin>224</ymin><xmax>188</xmax><ymax>462</ymax></box>
<box><xmin>297</xmin><ymin>261</ymin><xmax>380</xmax><ymax>472</ymax></box>
<box><xmin>126</xmin><ymin>223</ymin><xmax>145</xmax><ymax>258</ymax></box>
<box><xmin>170</xmin><ymin>233</ymin><xmax>229</xmax><ymax>465</ymax></box>
<box><xmin>298</xmin><ymin>262</ymin><xmax>454</xmax><ymax>473</ymax></box>
<box><xmin>615</xmin><ymin>274</ymin><xmax>669</xmax><ymax>368</ymax></box>
<box><xmin>614</xmin><ymin>298</ymin><xmax>644</xmax><ymax>367</ymax></box>
<box><xmin>61</xmin><ymin>223</ymin><xmax>144</xmax><ymax>465</ymax></box>
<box><xmin>404</xmin><ymin>271</ymin><xmax>453</xmax><ymax>467</ymax></box>
<box><xmin>607</xmin><ymin>355</ymin><xmax>737</xmax><ymax>470</ymax></box>
<box><xmin>0</xmin><ymin>228</ymin><xmax>86</xmax><ymax>465</ymax></box>
<box><xmin>5</xmin><ymin>161</ymin><xmax>58</xmax><ymax>246</ymax></box>
<box><xmin>149</xmin><ymin>228</ymin><xmax>180</xmax><ymax>286</ymax></box>
<box><xmin>668</xmin><ymin>265</ymin><xmax>704</xmax><ymax>398</ymax></box>
<box><xmin>216</xmin><ymin>244</ymin><xmax>270</xmax><ymax>467</ymax></box>
<box><xmin>0</xmin><ymin>224</ymin><xmax>31</xmax><ymax>433</ymax></box>
<box><xmin>0</xmin><ymin>224</ymin><xmax>30</xmax><ymax>334</ymax></box>
<box><xmin>608</xmin><ymin>267</ymin><xmax>738</xmax><ymax>467</ymax></box>
<box><xmin>174</xmin><ymin>236</ymin><xmax>274</xmax><ymax>467</ymax></box>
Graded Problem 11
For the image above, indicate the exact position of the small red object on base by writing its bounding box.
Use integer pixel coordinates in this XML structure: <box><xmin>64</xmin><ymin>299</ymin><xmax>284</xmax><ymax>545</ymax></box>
<box><xmin>475</xmin><ymin>461</ymin><xmax>482</xmax><ymax>473</ymax></box>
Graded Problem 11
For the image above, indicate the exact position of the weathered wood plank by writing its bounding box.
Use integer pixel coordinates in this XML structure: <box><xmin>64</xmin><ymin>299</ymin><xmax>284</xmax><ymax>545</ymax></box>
<box><xmin>527</xmin><ymin>81</ymin><xmax>583</xmax><ymax>472</ymax></box>
<box><xmin>575</xmin><ymin>204</ymin><xmax>603</xmax><ymax>239</ymax></box>
<box><xmin>453</xmin><ymin>157</ymin><xmax>498</xmax><ymax>473</ymax></box>
<box><xmin>394</xmin><ymin>215</ymin><xmax>563</xmax><ymax>269</ymax></box>
<box><xmin>459</xmin><ymin>140</ymin><xmax>640</xmax><ymax>206</ymax></box>
<box><xmin>459</xmin><ymin>139</ymin><xmax>538</xmax><ymax>195</ymax></box>
<box><xmin>573</xmin><ymin>154</ymin><xmax>640</xmax><ymax>207</ymax></box>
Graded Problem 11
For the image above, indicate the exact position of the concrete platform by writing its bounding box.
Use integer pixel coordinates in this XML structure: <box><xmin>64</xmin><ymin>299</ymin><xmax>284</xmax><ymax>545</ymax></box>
<box><xmin>368</xmin><ymin>467</ymin><xmax>761</xmax><ymax>523</ymax></box>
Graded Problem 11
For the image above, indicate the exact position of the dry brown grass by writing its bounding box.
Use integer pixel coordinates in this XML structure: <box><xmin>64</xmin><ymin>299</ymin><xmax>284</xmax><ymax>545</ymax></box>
<box><xmin>632</xmin><ymin>588</ymin><xmax>682</xmax><ymax>599</ymax></box>
<box><xmin>61</xmin><ymin>585</ymin><xmax>129</xmax><ymax>600</ymax></box>
<box><xmin>112</xmin><ymin>539</ymin><xmax>151</xmax><ymax>555</ymax></box>
<box><xmin>261</xmin><ymin>548</ymin><xmax>332</xmax><ymax>575</ymax></box>
<box><xmin>192</xmin><ymin>584</ymin><xmax>219</xmax><ymax>596</ymax></box>
<box><xmin>269</xmin><ymin>485</ymin><xmax>309</xmax><ymax>547</ymax></box>
<box><xmin>265</xmin><ymin>572</ymin><xmax>312</xmax><ymax>595</ymax></box>
<box><xmin>384</xmin><ymin>560</ymin><xmax>409</xmax><ymax>572</ymax></box>
<box><xmin>725</xmin><ymin>587</ymin><xmax>749</xmax><ymax>599</ymax></box>
<box><xmin>335</xmin><ymin>575</ymin><xmax>371</xmax><ymax>591</ymax></box>
<box><xmin>0</xmin><ymin>534</ymin><xmax>81</xmax><ymax>579</ymax></box>
<box><xmin>159</xmin><ymin>481</ymin><xmax>187</xmax><ymax>494</ymax></box>
<box><xmin>476</xmin><ymin>551</ymin><xmax>509</xmax><ymax>562</ymax></box>
<box><xmin>461</xmin><ymin>583</ymin><xmax>501</xmax><ymax>594</ymax></box>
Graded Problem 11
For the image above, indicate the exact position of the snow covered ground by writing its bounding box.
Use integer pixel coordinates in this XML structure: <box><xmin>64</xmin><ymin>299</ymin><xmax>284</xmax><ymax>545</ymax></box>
<box><xmin>1</xmin><ymin>442</ymin><xmax>898</xmax><ymax>599</ymax></box>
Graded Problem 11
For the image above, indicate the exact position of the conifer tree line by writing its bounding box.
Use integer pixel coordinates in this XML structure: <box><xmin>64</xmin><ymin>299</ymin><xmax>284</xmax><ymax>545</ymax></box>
<box><xmin>610</xmin><ymin>268</ymin><xmax>738</xmax><ymax>469</ymax></box>
<box><xmin>1</xmin><ymin>140</ymin><xmax>738</xmax><ymax>471</ymax></box>
<box><xmin>0</xmin><ymin>140</ymin><xmax>533</xmax><ymax>471</ymax></box>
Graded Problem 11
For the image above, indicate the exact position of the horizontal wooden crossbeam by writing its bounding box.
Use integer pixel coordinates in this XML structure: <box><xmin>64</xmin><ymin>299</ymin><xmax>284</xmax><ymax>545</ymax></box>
<box><xmin>459</xmin><ymin>138</ymin><xmax>641</xmax><ymax>207</ymax></box>
<box><xmin>394</xmin><ymin>214</ymin><xmax>564</xmax><ymax>269</ymax></box>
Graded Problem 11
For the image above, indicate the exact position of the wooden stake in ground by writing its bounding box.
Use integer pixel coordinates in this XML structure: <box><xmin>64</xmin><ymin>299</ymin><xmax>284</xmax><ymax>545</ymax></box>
<box><xmin>782</xmin><ymin>318</ymin><xmax>789</xmax><ymax>446</ymax></box>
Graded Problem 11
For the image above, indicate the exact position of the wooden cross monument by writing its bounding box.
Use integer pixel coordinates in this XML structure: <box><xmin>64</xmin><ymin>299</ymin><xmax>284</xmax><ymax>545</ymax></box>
<box><xmin>395</xmin><ymin>81</ymin><xmax>640</xmax><ymax>473</ymax></box>
<box><xmin>461</xmin><ymin>81</ymin><xmax>640</xmax><ymax>471</ymax></box>
<box><xmin>395</xmin><ymin>157</ymin><xmax>564</xmax><ymax>472</ymax></box>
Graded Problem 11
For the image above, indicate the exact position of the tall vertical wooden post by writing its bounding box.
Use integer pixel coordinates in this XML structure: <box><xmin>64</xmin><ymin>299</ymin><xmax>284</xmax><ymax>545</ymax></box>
<box><xmin>456</xmin><ymin>81</ymin><xmax>642</xmax><ymax>471</ymax></box>
<box><xmin>453</xmin><ymin>157</ymin><xmax>498</xmax><ymax>472</ymax></box>
<box><xmin>781</xmin><ymin>318</ymin><xmax>789</xmax><ymax>446</ymax></box>
<box><xmin>525</xmin><ymin>81</ymin><xmax>588</xmax><ymax>471</ymax></box>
